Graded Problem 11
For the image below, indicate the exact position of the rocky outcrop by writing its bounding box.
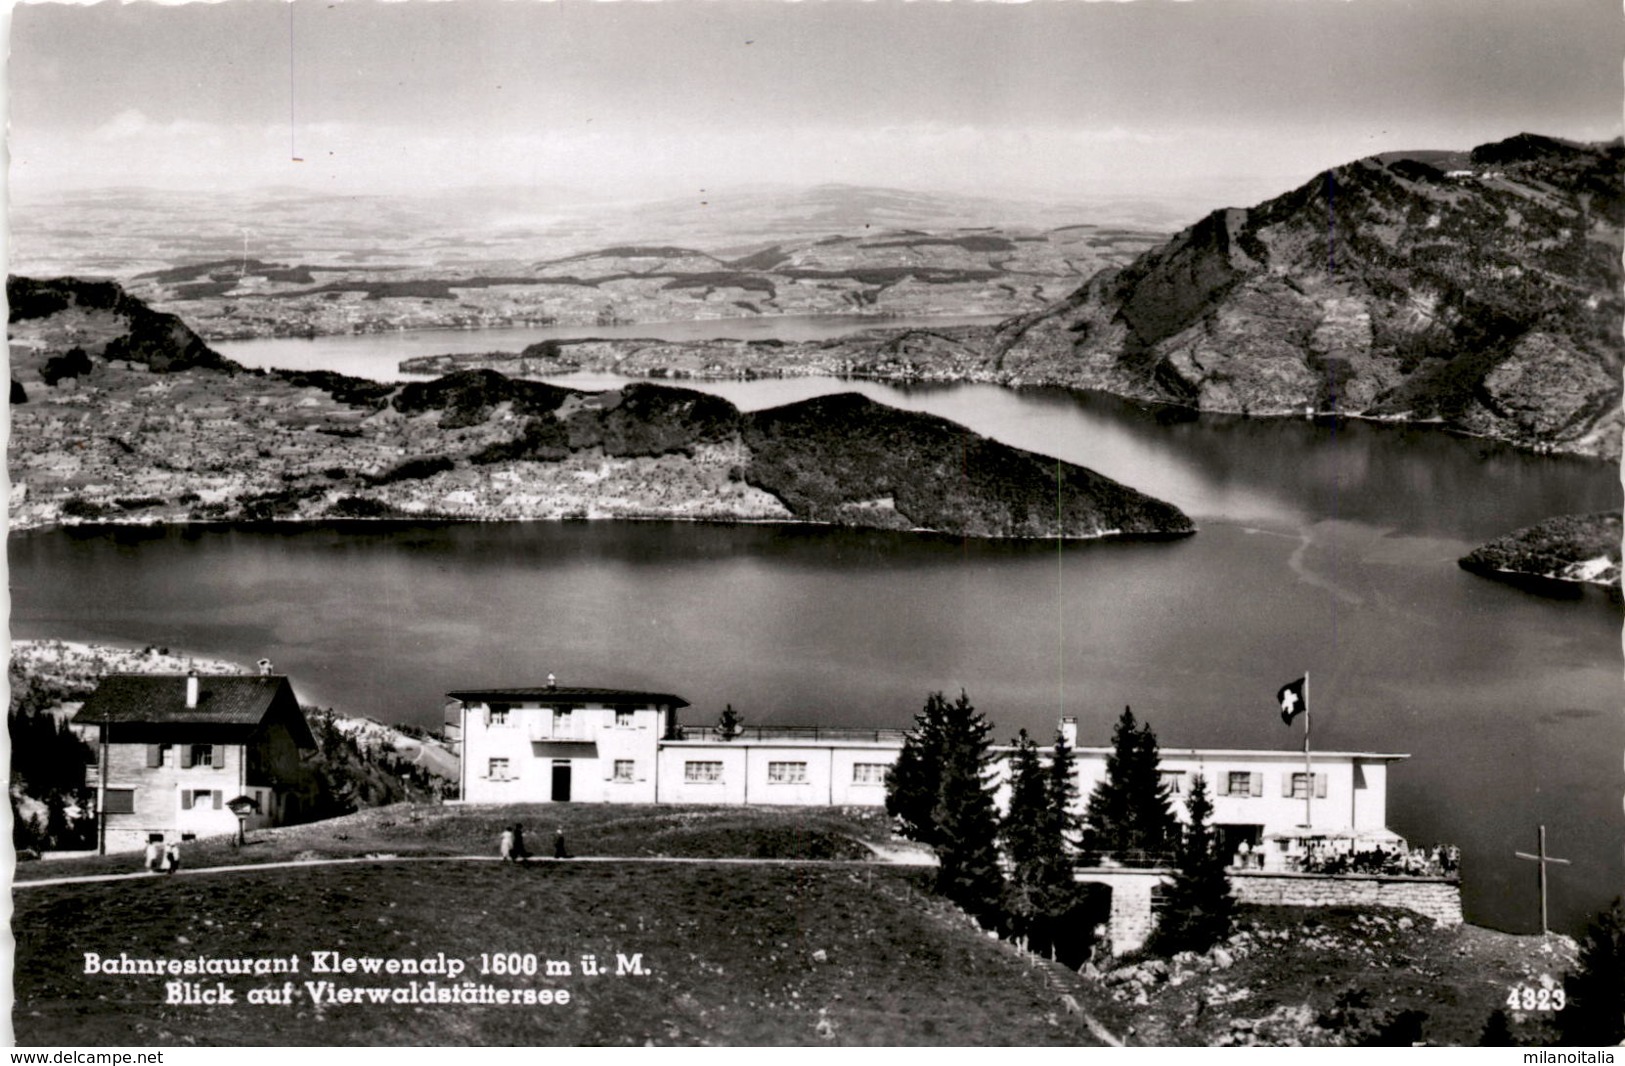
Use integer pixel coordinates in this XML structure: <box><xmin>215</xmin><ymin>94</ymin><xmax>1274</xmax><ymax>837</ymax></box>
<box><xmin>992</xmin><ymin>134</ymin><xmax>1624</xmax><ymax>458</ymax></box>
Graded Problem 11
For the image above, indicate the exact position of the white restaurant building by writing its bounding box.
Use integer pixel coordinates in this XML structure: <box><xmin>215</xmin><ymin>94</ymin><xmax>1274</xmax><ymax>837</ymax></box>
<box><xmin>448</xmin><ymin>681</ymin><xmax>1408</xmax><ymax>864</ymax></box>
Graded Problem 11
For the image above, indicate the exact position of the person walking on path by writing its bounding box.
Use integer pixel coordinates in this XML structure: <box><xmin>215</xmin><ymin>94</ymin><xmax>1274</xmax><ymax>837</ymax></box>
<box><xmin>511</xmin><ymin>824</ymin><xmax>530</xmax><ymax>863</ymax></box>
<box><xmin>143</xmin><ymin>836</ymin><xmax>164</xmax><ymax>874</ymax></box>
<box><xmin>553</xmin><ymin>826</ymin><xmax>569</xmax><ymax>860</ymax></box>
<box><xmin>164</xmin><ymin>841</ymin><xmax>181</xmax><ymax>875</ymax></box>
<box><xmin>499</xmin><ymin>825</ymin><xmax>516</xmax><ymax>862</ymax></box>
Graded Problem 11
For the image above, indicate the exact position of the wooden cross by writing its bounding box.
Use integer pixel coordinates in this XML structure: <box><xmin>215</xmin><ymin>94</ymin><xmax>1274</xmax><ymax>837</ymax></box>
<box><xmin>1514</xmin><ymin>825</ymin><xmax>1571</xmax><ymax>935</ymax></box>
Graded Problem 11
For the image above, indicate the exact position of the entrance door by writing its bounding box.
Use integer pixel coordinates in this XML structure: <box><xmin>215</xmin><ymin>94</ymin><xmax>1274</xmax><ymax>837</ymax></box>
<box><xmin>1217</xmin><ymin>824</ymin><xmax>1263</xmax><ymax>868</ymax></box>
<box><xmin>551</xmin><ymin>761</ymin><xmax>572</xmax><ymax>802</ymax></box>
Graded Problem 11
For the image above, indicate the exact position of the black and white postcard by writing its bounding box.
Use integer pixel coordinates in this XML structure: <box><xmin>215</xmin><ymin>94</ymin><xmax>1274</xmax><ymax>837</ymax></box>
<box><xmin>7</xmin><ymin>0</ymin><xmax>1623</xmax><ymax>1049</ymax></box>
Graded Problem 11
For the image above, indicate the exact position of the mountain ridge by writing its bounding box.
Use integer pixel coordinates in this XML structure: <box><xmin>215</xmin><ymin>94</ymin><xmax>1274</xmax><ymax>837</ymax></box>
<box><xmin>989</xmin><ymin>133</ymin><xmax>1624</xmax><ymax>457</ymax></box>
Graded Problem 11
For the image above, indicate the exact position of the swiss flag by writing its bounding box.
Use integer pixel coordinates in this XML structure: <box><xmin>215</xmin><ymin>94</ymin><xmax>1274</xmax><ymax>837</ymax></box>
<box><xmin>1276</xmin><ymin>677</ymin><xmax>1308</xmax><ymax>726</ymax></box>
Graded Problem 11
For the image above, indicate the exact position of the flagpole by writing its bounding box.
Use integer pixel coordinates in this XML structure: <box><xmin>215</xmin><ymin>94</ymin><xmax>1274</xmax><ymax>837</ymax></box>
<box><xmin>1303</xmin><ymin>671</ymin><xmax>1313</xmax><ymax>829</ymax></box>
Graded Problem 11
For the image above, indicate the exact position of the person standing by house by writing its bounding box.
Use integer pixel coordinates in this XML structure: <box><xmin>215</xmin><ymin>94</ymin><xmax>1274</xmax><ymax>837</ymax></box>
<box><xmin>499</xmin><ymin>825</ymin><xmax>516</xmax><ymax>862</ymax></box>
<box><xmin>164</xmin><ymin>840</ymin><xmax>181</xmax><ymax>875</ymax></box>
<box><xmin>511</xmin><ymin>824</ymin><xmax>530</xmax><ymax>863</ymax></box>
<box><xmin>143</xmin><ymin>835</ymin><xmax>164</xmax><ymax>874</ymax></box>
<box><xmin>553</xmin><ymin>826</ymin><xmax>568</xmax><ymax>860</ymax></box>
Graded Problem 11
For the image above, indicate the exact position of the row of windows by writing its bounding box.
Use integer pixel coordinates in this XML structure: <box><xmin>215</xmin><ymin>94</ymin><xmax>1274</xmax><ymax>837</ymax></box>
<box><xmin>489</xmin><ymin>758</ymin><xmax>643</xmax><ymax>783</ymax></box>
<box><xmin>683</xmin><ymin>761</ymin><xmax>890</xmax><ymax>785</ymax></box>
<box><xmin>486</xmin><ymin>708</ymin><xmax>640</xmax><ymax>728</ymax></box>
<box><xmin>100</xmin><ymin>788</ymin><xmax>235</xmax><ymax>814</ymax></box>
<box><xmin>1160</xmin><ymin>770</ymin><xmax>1328</xmax><ymax>799</ymax></box>
<box><xmin>483</xmin><ymin>758</ymin><xmax>891</xmax><ymax>785</ymax></box>
<box><xmin>143</xmin><ymin>744</ymin><xmax>217</xmax><ymax>768</ymax></box>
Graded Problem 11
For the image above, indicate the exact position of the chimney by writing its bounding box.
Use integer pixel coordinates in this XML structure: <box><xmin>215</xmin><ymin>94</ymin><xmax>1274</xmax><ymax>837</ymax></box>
<box><xmin>1059</xmin><ymin>716</ymin><xmax>1078</xmax><ymax>747</ymax></box>
<box><xmin>257</xmin><ymin>658</ymin><xmax>274</xmax><ymax>676</ymax></box>
<box><xmin>186</xmin><ymin>669</ymin><xmax>199</xmax><ymax>709</ymax></box>
<box><xmin>547</xmin><ymin>673</ymin><xmax>557</xmax><ymax>690</ymax></box>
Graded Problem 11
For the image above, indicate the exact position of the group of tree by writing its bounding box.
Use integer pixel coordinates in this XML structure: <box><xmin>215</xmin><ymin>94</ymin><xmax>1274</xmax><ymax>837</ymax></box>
<box><xmin>886</xmin><ymin>695</ymin><xmax>1234</xmax><ymax>963</ymax></box>
<box><xmin>303</xmin><ymin>709</ymin><xmax>455</xmax><ymax>819</ymax></box>
<box><xmin>9</xmin><ymin>675</ymin><xmax>98</xmax><ymax>853</ymax></box>
<box><xmin>1082</xmin><ymin>705</ymin><xmax>1234</xmax><ymax>953</ymax></box>
<box><xmin>886</xmin><ymin>691</ymin><xmax>1009</xmax><ymax>930</ymax></box>
<box><xmin>1001</xmin><ymin>726</ymin><xmax>1105</xmax><ymax>963</ymax></box>
<box><xmin>1081</xmin><ymin>706</ymin><xmax>1178</xmax><ymax>866</ymax></box>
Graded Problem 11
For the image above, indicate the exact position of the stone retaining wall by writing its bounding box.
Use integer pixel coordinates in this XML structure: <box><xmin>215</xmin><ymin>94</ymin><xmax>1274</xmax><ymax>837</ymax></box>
<box><xmin>1077</xmin><ymin>868</ymin><xmax>1463</xmax><ymax>955</ymax></box>
<box><xmin>1231</xmin><ymin>871</ymin><xmax>1463</xmax><ymax>925</ymax></box>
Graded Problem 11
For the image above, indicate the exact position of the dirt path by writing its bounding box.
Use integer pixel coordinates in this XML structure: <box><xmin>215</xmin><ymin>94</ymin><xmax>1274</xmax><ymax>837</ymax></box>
<box><xmin>14</xmin><ymin>851</ymin><xmax>939</xmax><ymax>890</ymax></box>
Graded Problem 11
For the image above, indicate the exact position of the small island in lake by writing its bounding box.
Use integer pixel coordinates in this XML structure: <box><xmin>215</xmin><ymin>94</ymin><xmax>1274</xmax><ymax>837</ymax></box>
<box><xmin>5</xmin><ymin>277</ymin><xmax>1192</xmax><ymax>540</ymax></box>
<box><xmin>1458</xmin><ymin>511</ymin><xmax>1622</xmax><ymax>591</ymax></box>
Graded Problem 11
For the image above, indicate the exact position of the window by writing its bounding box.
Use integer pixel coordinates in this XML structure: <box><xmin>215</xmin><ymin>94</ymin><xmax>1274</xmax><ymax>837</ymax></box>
<box><xmin>1286</xmin><ymin>773</ymin><xmax>1327</xmax><ymax>799</ymax></box>
<box><xmin>488</xmin><ymin>703</ymin><xmax>510</xmax><ymax>726</ymax></box>
<box><xmin>615</xmin><ymin>709</ymin><xmax>635</xmax><ymax>728</ymax></box>
<box><xmin>103</xmin><ymin>788</ymin><xmax>135</xmax><ymax>814</ymax></box>
<box><xmin>488</xmin><ymin>758</ymin><xmax>511</xmax><ymax>781</ymax></box>
<box><xmin>614</xmin><ymin>759</ymin><xmax>635</xmax><ymax>783</ymax></box>
<box><xmin>145</xmin><ymin>744</ymin><xmax>169</xmax><ymax>768</ymax></box>
<box><xmin>852</xmin><ymin>763</ymin><xmax>888</xmax><ymax>785</ymax></box>
<box><xmin>1226</xmin><ymin>771</ymin><xmax>1260</xmax><ymax>797</ymax></box>
<box><xmin>684</xmin><ymin>761</ymin><xmax>722</xmax><ymax>783</ymax></box>
<box><xmin>181</xmin><ymin>744</ymin><xmax>214</xmax><ymax>769</ymax></box>
<box><xmin>181</xmin><ymin>790</ymin><xmax>220</xmax><ymax>811</ymax></box>
<box><xmin>1160</xmin><ymin>770</ymin><xmax>1184</xmax><ymax>794</ymax></box>
<box><xmin>767</xmin><ymin>761</ymin><xmax>808</xmax><ymax>784</ymax></box>
<box><xmin>554</xmin><ymin>710</ymin><xmax>573</xmax><ymax>736</ymax></box>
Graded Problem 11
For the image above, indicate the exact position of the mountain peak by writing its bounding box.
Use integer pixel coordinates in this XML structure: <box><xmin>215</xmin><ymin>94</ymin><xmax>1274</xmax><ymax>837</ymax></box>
<box><xmin>993</xmin><ymin>134</ymin><xmax>1623</xmax><ymax>458</ymax></box>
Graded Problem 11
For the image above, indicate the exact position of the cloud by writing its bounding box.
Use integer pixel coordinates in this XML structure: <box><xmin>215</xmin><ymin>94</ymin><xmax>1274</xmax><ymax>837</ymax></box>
<box><xmin>90</xmin><ymin>109</ymin><xmax>221</xmax><ymax>142</ymax></box>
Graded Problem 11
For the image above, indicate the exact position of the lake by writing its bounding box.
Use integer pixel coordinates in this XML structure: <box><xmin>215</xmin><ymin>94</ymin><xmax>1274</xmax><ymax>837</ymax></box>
<box><xmin>213</xmin><ymin>314</ymin><xmax>1012</xmax><ymax>382</ymax></box>
<box><xmin>10</xmin><ymin>359</ymin><xmax>1621</xmax><ymax>937</ymax></box>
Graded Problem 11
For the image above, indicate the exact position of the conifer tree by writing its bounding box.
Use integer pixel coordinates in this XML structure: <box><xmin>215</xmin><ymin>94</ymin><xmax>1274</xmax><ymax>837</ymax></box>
<box><xmin>1149</xmin><ymin>773</ymin><xmax>1234</xmax><ymax>955</ymax></box>
<box><xmin>1082</xmin><ymin>706</ymin><xmax>1177</xmax><ymax>866</ymax></box>
<box><xmin>1003</xmin><ymin>727</ymin><xmax>1095</xmax><ymax>962</ymax></box>
<box><xmin>1046</xmin><ymin>726</ymin><xmax>1081</xmax><ymax>850</ymax></box>
<box><xmin>886</xmin><ymin>691</ymin><xmax>951</xmax><ymax>847</ymax></box>
<box><xmin>1002</xmin><ymin>731</ymin><xmax>1046</xmax><ymax>862</ymax></box>
<box><xmin>931</xmin><ymin>690</ymin><xmax>1005</xmax><ymax>925</ymax></box>
<box><xmin>887</xmin><ymin>690</ymin><xmax>1005</xmax><ymax>926</ymax></box>
<box><xmin>1559</xmin><ymin>897</ymin><xmax>1625</xmax><ymax>1045</ymax></box>
<box><xmin>1001</xmin><ymin>731</ymin><xmax>1049</xmax><ymax>932</ymax></box>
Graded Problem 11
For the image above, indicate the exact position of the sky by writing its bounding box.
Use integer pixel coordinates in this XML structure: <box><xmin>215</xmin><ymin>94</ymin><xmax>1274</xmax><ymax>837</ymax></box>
<box><xmin>7</xmin><ymin>0</ymin><xmax>1624</xmax><ymax>208</ymax></box>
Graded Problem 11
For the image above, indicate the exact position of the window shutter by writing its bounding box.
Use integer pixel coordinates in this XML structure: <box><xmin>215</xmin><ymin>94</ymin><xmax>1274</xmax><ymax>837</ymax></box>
<box><xmin>180</xmin><ymin>746</ymin><xmax>194</xmax><ymax>768</ymax></box>
<box><xmin>213</xmin><ymin>791</ymin><xmax>223</xmax><ymax>810</ymax></box>
<box><xmin>146</xmin><ymin>745</ymin><xmax>162</xmax><ymax>768</ymax></box>
<box><xmin>181</xmin><ymin>790</ymin><xmax>194</xmax><ymax>810</ymax></box>
<box><xmin>1281</xmin><ymin>774</ymin><xmax>1293</xmax><ymax>798</ymax></box>
<box><xmin>1217</xmin><ymin>775</ymin><xmax>1229</xmax><ymax>796</ymax></box>
<box><xmin>1315</xmin><ymin>774</ymin><xmax>1328</xmax><ymax>799</ymax></box>
<box><xmin>1250</xmin><ymin>772</ymin><xmax>1263</xmax><ymax>797</ymax></box>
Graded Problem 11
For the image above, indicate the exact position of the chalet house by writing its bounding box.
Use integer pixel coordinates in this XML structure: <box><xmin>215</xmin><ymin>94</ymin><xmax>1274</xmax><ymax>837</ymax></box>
<box><xmin>449</xmin><ymin>684</ymin><xmax>1409</xmax><ymax>865</ymax></box>
<box><xmin>76</xmin><ymin>672</ymin><xmax>317</xmax><ymax>854</ymax></box>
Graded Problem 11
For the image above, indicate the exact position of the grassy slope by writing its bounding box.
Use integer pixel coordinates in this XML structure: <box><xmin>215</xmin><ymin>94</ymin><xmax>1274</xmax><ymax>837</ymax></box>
<box><xmin>11</xmin><ymin>803</ymin><xmax>902</xmax><ymax>882</ymax></box>
<box><xmin>15</xmin><ymin>862</ymin><xmax>1103</xmax><ymax>1047</ymax></box>
<box><xmin>13</xmin><ymin>804</ymin><xmax>1579</xmax><ymax>1047</ymax></box>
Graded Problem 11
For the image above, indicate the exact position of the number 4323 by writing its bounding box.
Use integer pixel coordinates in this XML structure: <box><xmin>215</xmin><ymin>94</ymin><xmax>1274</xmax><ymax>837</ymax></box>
<box><xmin>1507</xmin><ymin>986</ymin><xmax>1566</xmax><ymax>1011</ymax></box>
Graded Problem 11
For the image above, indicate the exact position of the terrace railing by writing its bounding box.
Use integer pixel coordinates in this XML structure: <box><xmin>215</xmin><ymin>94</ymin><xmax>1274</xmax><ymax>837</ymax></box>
<box><xmin>671</xmin><ymin>724</ymin><xmax>909</xmax><ymax>744</ymax></box>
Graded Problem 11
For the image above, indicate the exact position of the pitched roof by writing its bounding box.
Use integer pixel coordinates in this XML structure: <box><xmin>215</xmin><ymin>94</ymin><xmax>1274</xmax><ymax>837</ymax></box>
<box><xmin>76</xmin><ymin>674</ymin><xmax>304</xmax><ymax>732</ymax></box>
<box><xmin>446</xmin><ymin>686</ymin><xmax>690</xmax><ymax>709</ymax></box>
